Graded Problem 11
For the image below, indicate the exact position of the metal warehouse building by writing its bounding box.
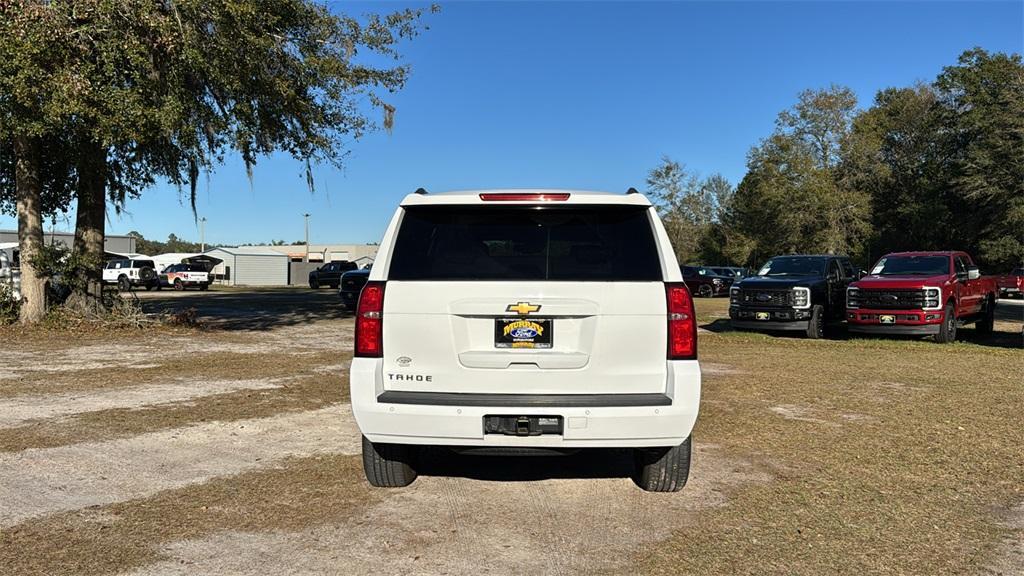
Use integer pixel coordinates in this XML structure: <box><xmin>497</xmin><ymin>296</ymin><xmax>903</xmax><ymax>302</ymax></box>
<box><xmin>0</xmin><ymin>229</ymin><xmax>137</xmax><ymax>256</ymax></box>
<box><xmin>204</xmin><ymin>247</ymin><xmax>289</xmax><ymax>286</ymax></box>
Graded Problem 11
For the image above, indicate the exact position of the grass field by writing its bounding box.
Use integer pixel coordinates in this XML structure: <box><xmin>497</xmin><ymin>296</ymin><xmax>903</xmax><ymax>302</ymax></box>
<box><xmin>650</xmin><ymin>298</ymin><xmax>1023</xmax><ymax>575</ymax></box>
<box><xmin>0</xmin><ymin>292</ymin><xmax>1020</xmax><ymax>575</ymax></box>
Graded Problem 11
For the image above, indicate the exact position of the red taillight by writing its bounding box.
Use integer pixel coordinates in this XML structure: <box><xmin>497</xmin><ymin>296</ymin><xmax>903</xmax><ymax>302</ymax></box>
<box><xmin>666</xmin><ymin>283</ymin><xmax>697</xmax><ymax>359</ymax></box>
<box><xmin>355</xmin><ymin>281</ymin><xmax>385</xmax><ymax>357</ymax></box>
<box><xmin>479</xmin><ymin>193</ymin><xmax>570</xmax><ymax>202</ymax></box>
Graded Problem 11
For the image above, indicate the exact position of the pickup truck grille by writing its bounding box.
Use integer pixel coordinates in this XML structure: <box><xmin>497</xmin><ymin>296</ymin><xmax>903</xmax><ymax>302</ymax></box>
<box><xmin>736</xmin><ymin>289</ymin><xmax>791</xmax><ymax>307</ymax></box>
<box><xmin>854</xmin><ymin>288</ymin><xmax>927</xmax><ymax>309</ymax></box>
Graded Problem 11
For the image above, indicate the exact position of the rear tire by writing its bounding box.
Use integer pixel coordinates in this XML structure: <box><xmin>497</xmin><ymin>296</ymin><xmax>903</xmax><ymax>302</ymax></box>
<box><xmin>199</xmin><ymin>283</ymin><xmax>209</xmax><ymax>291</ymax></box>
<box><xmin>633</xmin><ymin>436</ymin><xmax>692</xmax><ymax>492</ymax></box>
<box><xmin>975</xmin><ymin>296</ymin><xmax>995</xmax><ymax>335</ymax></box>
<box><xmin>118</xmin><ymin>276</ymin><xmax>130</xmax><ymax>292</ymax></box>
<box><xmin>362</xmin><ymin>436</ymin><xmax>418</xmax><ymax>488</ymax></box>
<box><xmin>309</xmin><ymin>278</ymin><xmax>319</xmax><ymax>289</ymax></box>
<box><xmin>935</xmin><ymin>304</ymin><xmax>957</xmax><ymax>343</ymax></box>
<box><xmin>805</xmin><ymin>305</ymin><xmax>824</xmax><ymax>339</ymax></box>
<box><xmin>173</xmin><ymin>279</ymin><xmax>184</xmax><ymax>291</ymax></box>
<box><xmin>697</xmin><ymin>284</ymin><xmax>713</xmax><ymax>298</ymax></box>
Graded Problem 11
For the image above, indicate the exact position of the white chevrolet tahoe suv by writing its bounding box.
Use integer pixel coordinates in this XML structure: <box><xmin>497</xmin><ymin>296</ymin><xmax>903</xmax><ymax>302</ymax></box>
<box><xmin>350</xmin><ymin>189</ymin><xmax>700</xmax><ymax>492</ymax></box>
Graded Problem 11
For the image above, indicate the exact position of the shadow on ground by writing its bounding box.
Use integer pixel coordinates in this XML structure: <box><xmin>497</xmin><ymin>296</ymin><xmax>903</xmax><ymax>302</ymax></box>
<box><xmin>417</xmin><ymin>447</ymin><xmax>637</xmax><ymax>483</ymax></box>
<box><xmin>702</xmin><ymin>313</ymin><xmax>1022</xmax><ymax>349</ymax></box>
<box><xmin>135</xmin><ymin>289</ymin><xmax>352</xmax><ymax>331</ymax></box>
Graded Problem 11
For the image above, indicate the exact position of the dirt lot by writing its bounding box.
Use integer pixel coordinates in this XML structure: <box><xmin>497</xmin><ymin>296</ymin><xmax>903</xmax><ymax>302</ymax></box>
<box><xmin>0</xmin><ymin>289</ymin><xmax>1021</xmax><ymax>575</ymax></box>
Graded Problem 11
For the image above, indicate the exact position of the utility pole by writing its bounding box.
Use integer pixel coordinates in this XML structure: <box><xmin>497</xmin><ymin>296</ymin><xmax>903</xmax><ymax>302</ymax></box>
<box><xmin>303</xmin><ymin>213</ymin><xmax>311</xmax><ymax>263</ymax></box>
<box><xmin>199</xmin><ymin>217</ymin><xmax>207</xmax><ymax>252</ymax></box>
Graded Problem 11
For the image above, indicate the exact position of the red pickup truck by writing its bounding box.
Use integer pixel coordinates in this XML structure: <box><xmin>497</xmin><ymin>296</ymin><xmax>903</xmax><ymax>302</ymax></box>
<box><xmin>997</xmin><ymin>267</ymin><xmax>1023</xmax><ymax>299</ymax></box>
<box><xmin>846</xmin><ymin>251</ymin><xmax>998</xmax><ymax>343</ymax></box>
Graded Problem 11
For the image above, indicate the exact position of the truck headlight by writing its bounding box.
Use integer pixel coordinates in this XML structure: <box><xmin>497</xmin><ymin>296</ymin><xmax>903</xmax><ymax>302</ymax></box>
<box><xmin>923</xmin><ymin>287</ymin><xmax>941</xmax><ymax>310</ymax></box>
<box><xmin>730</xmin><ymin>286</ymin><xmax>740</xmax><ymax>304</ymax></box>
<box><xmin>847</xmin><ymin>287</ymin><xmax>859</xmax><ymax>309</ymax></box>
<box><xmin>791</xmin><ymin>287</ymin><xmax>810</xmax><ymax>309</ymax></box>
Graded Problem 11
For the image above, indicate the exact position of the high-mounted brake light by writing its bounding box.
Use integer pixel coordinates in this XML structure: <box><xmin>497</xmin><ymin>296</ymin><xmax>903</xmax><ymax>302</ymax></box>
<box><xmin>355</xmin><ymin>281</ymin><xmax>385</xmax><ymax>357</ymax></box>
<box><xmin>666</xmin><ymin>283</ymin><xmax>697</xmax><ymax>360</ymax></box>
<box><xmin>479</xmin><ymin>193</ymin><xmax>570</xmax><ymax>202</ymax></box>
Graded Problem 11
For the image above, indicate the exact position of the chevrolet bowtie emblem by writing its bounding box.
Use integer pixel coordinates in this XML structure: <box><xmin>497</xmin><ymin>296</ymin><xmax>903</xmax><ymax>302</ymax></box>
<box><xmin>506</xmin><ymin>302</ymin><xmax>541</xmax><ymax>315</ymax></box>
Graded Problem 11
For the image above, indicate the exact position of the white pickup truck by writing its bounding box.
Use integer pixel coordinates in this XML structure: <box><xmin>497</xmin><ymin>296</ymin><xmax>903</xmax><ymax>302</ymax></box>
<box><xmin>0</xmin><ymin>243</ymin><xmax>20</xmax><ymax>301</ymax></box>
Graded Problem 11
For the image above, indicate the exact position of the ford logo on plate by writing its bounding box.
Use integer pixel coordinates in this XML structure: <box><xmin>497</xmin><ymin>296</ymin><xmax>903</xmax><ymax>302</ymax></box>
<box><xmin>510</xmin><ymin>327</ymin><xmax>539</xmax><ymax>339</ymax></box>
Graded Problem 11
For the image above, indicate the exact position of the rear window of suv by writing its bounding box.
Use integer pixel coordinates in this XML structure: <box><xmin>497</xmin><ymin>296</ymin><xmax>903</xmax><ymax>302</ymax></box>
<box><xmin>388</xmin><ymin>205</ymin><xmax>663</xmax><ymax>281</ymax></box>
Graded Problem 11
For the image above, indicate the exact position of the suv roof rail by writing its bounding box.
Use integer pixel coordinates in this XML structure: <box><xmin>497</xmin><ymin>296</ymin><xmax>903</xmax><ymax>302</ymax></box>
<box><xmin>626</xmin><ymin>187</ymin><xmax>639</xmax><ymax>195</ymax></box>
<box><xmin>414</xmin><ymin>187</ymin><xmax>428</xmax><ymax>195</ymax></box>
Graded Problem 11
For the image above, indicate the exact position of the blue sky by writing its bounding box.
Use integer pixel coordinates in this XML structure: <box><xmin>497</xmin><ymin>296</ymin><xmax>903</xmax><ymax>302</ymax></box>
<box><xmin>3</xmin><ymin>1</ymin><xmax>1021</xmax><ymax>246</ymax></box>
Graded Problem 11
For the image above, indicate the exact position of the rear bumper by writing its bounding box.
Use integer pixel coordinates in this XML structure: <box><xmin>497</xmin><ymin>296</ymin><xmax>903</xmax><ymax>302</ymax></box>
<box><xmin>350</xmin><ymin>358</ymin><xmax>700</xmax><ymax>448</ymax></box>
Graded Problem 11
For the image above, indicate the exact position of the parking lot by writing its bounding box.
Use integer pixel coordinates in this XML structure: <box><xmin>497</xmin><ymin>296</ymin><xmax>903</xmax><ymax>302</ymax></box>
<box><xmin>0</xmin><ymin>289</ymin><xmax>1021</xmax><ymax>575</ymax></box>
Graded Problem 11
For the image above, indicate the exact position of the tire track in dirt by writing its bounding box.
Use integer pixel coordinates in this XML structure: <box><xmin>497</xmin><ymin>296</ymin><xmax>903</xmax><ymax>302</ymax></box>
<box><xmin>0</xmin><ymin>404</ymin><xmax>360</xmax><ymax>528</ymax></box>
<box><xmin>123</xmin><ymin>444</ymin><xmax>767</xmax><ymax>576</ymax></box>
<box><xmin>0</xmin><ymin>378</ymin><xmax>291</xmax><ymax>428</ymax></box>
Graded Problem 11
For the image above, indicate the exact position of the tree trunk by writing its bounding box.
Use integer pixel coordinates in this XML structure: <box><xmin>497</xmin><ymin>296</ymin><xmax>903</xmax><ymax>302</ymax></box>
<box><xmin>14</xmin><ymin>135</ymin><xmax>46</xmax><ymax>324</ymax></box>
<box><xmin>73</xmin><ymin>138</ymin><xmax>107</xmax><ymax>306</ymax></box>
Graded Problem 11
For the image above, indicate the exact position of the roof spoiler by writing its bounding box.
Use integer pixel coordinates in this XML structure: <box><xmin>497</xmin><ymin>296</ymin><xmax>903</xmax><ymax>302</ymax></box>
<box><xmin>414</xmin><ymin>187</ymin><xmax>428</xmax><ymax>195</ymax></box>
<box><xmin>626</xmin><ymin>187</ymin><xmax>639</xmax><ymax>195</ymax></box>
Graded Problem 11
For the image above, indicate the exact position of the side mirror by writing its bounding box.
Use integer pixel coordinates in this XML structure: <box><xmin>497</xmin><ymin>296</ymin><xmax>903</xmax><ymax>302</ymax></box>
<box><xmin>968</xmin><ymin>265</ymin><xmax>980</xmax><ymax>280</ymax></box>
<box><xmin>859</xmin><ymin>270</ymin><xmax>867</xmax><ymax>279</ymax></box>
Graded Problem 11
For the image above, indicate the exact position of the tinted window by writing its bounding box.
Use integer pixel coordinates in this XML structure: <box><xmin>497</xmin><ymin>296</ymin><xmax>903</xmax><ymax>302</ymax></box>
<box><xmin>133</xmin><ymin>260</ymin><xmax>155</xmax><ymax>269</ymax></box>
<box><xmin>841</xmin><ymin>259</ymin><xmax>856</xmax><ymax>278</ymax></box>
<box><xmin>1012</xmin><ymin>268</ymin><xmax>1024</xmax><ymax>276</ymax></box>
<box><xmin>388</xmin><ymin>205</ymin><xmax>662</xmax><ymax>281</ymax></box>
<box><xmin>758</xmin><ymin>257</ymin><xmax>827</xmax><ymax>277</ymax></box>
<box><xmin>871</xmin><ymin>256</ymin><xmax>950</xmax><ymax>276</ymax></box>
<box><xmin>181</xmin><ymin>264</ymin><xmax>205</xmax><ymax>272</ymax></box>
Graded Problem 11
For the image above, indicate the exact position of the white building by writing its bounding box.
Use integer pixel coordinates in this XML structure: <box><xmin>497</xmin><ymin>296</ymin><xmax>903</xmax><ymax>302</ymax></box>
<box><xmin>204</xmin><ymin>247</ymin><xmax>289</xmax><ymax>286</ymax></box>
<box><xmin>247</xmin><ymin>243</ymin><xmax>378</xmax><ymax>264</ymax></box>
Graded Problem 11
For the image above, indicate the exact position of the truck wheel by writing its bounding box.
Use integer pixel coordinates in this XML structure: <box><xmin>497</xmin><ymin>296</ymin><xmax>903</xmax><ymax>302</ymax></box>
<box><xmin>935</xmin><ymin>304</ymin><xmax>957</xmax><ymax>343</ymax></box>
<box><xmin>362</xmin><ymin>436</ymin><xmax>418</xmax><ymax>488</ymax></box>
<box><xmin>173</xmin><ymin>279</ymin><xmax>184</xmax><ymax>291</ymax></box>
<box><xmin>975</xmin><ymin>296</ymin><xmax>995</xmax><ymax>335</ymax></box>
<box><xmin>633</xmin><ymin>436</ymin><xmax>691</xmax><ymax>492</ymax></box>
<box><xmin>199</xmin><ymin>283</ymin><xmax>209</xmax><ymax>291</ymax></box>
<box><xmin>697</xmin><ymin>285</ymin><xmax>713</xmax><ymax>298</ymax></box>
<box><xmin>805</xmin><ymin>305</ymin><xmax>824</xmax><ymax>339</ymax></box>
<box><xmin>118</xmin><ymin>276</ymin><xmax>130</xmax><ymax>292</ymax></box>
<box><xmin>309</xmin><ymin>278</ymin><xmax>319</xmax><ymax>289</ymax></box>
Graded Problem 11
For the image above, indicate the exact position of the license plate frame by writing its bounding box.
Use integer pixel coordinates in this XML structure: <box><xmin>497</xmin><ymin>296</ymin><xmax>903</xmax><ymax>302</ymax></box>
<box><xmin>495</xmin><ymin>317</ymin><xmax>553</xmax><ymax>349</ymax></box>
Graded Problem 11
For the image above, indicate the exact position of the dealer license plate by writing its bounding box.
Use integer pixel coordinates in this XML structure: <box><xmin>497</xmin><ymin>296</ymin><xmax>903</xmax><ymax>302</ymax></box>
<box><xmin>495</xmin><ymin>318</ymin><xmax>552</xmax><ymax>349</ymax></box>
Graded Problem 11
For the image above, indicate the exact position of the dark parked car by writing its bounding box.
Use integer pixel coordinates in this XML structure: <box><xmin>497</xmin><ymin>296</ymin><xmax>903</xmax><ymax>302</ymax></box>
<box><xmin>309</xmin><ymin>260</ymin><xmax>357</xmax><ymax>289</ymax></box>
<box><xmin>710</xmin><ymin>266</ymin><xmax>751</xmax><ymax>280</ymax></box>
<box><xmin>729</xmin><ymin>255</ymin><xmax>856</xmax><ymax>338</ymax></box>
<box><xmin>681</xmin><ymin>265</ymin><xmax>733</xmax><ymax>297</ymax></box>
<box><xmin>338</xmin><ymin>268</ymin><xmax>370</xmax><ymax>308</ymax></box>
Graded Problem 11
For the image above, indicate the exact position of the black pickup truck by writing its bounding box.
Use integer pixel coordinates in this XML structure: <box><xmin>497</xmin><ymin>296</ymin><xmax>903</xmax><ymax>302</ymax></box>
<box><xmin>338</xmin><ymin>268</ymin><xmax>371</xmax><ymax>308</ymax></box>
<box><xmin>729</xmin><ymin>254</ymin><xmax>858</xmax><ymax>338</ymax></box>
<box><xmin>309</xmin><ymin>260</ymin><xmax>358</xmax><ymax>289</ymax></box>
